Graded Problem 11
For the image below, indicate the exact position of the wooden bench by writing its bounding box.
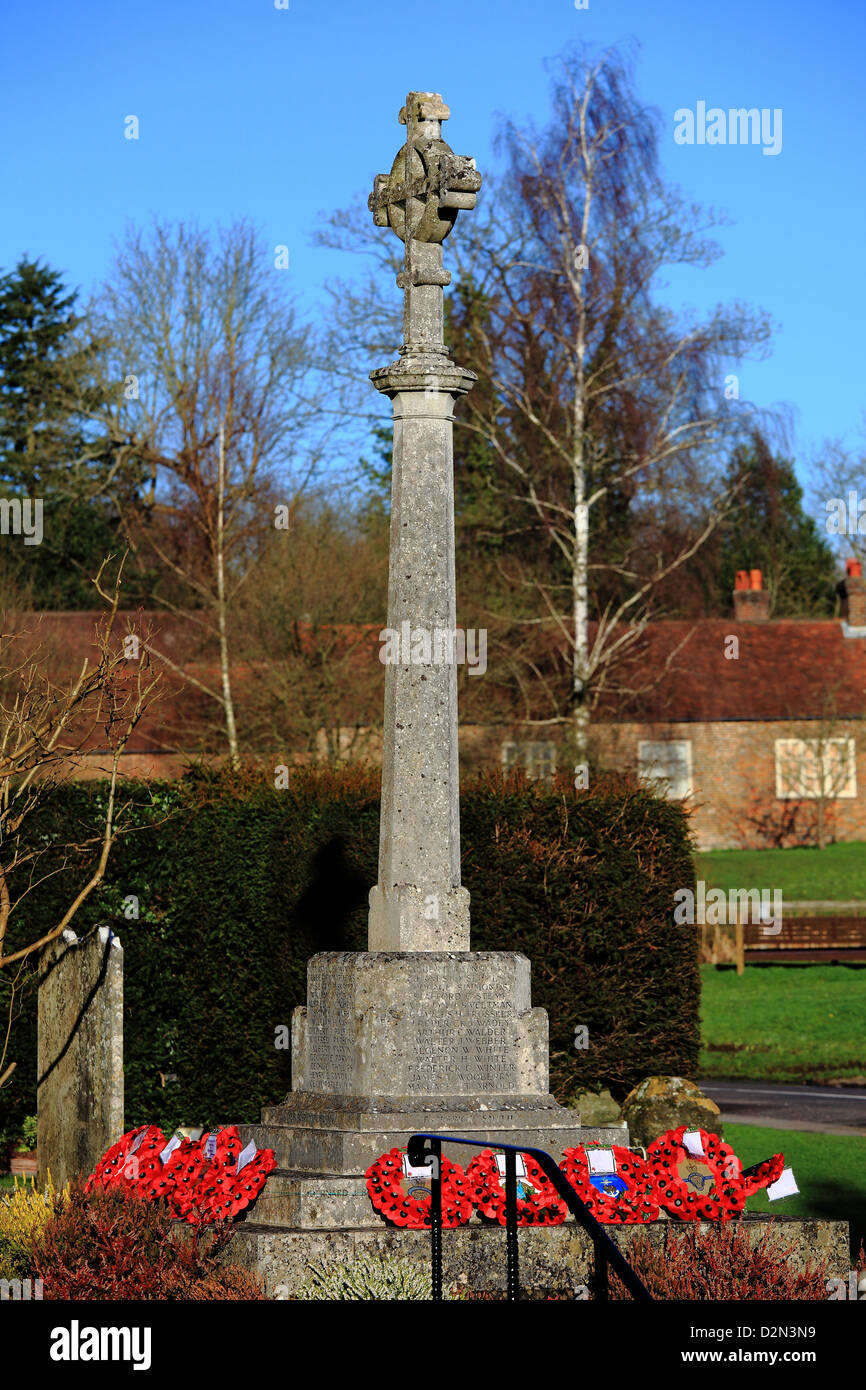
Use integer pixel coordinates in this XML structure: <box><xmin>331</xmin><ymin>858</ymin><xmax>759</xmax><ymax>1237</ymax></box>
<box><xmin>743</xmin><ymin>915</ymin><xmax>866</xmax><ymax>962</ymax></box>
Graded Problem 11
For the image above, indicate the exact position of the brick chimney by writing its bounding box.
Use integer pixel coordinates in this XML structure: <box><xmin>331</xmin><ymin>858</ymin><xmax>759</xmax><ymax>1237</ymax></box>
<box><xmin>733</xmin><ymin>568</ymin><xmax>770</xmax><ymax>622</ymax></box>
<box><xmin>838</xmin><ymin>558</ymin><xmax>866</xmax><ymax>631</ymax></box>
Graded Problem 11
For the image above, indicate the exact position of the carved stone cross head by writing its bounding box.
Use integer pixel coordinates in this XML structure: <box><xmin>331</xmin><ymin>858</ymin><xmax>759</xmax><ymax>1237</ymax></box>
<box><xmin>369</xmin><ymin>92</ymin><xmax>481</xmax><ymax>248</ymax></box>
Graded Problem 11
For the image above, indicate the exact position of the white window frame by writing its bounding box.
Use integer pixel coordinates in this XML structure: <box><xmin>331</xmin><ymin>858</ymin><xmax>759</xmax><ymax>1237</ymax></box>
<box><xmin>637</xmin><ymin>739</ymin><xmax>693</xmax><ymax>800</ymax></box>
<box><xmin>774</xmin><ymin>737</ymin><xmax>857</xmax><ymax>800</ymax></box>
<box><xmin>501</xmin><ymin>740</ymin><xmax>557</xmax><ymax>781</ymax></box>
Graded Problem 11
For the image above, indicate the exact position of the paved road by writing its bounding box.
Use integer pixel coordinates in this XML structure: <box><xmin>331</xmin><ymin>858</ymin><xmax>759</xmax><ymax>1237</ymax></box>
<box><xmin>700</xmin><ymin>1080</ymin><xmax>866</xmax><ymax>1136</ymax></box>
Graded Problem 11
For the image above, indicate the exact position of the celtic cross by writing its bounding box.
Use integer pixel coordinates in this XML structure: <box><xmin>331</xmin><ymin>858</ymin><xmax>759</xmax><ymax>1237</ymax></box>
<box><xmin>369</xmin><ymin>92</ymin><xmax>481</xmax><ymax>369</ymax></box>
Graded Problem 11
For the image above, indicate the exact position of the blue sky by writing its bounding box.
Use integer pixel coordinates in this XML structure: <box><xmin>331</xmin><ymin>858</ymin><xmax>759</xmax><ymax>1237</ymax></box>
<box><xmin>2</xmin><ymin>0</ymin><xmax>864</xmax><ymax>482</ymax></box>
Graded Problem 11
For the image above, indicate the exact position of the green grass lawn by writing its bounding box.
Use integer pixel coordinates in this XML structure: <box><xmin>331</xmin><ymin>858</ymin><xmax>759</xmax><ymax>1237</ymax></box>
<box><xmin>700</xmin><ymin>964</ymin><xmax>866</xmax><ymax>1084</ymax></box>
<box><xmin>696</xmin><ymin>841</ymin><xmax>866</xmax><ymax>901</ymax></box>
<box><xmin>729</xmin><ymin>1123</ymin><xmax>866</xmax><ymax>1259</ymax></box>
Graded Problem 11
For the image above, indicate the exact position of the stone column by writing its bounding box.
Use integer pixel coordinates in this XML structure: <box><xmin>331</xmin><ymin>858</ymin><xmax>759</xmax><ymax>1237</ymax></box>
<box><xmin>367</xmin><ymin>92</ymin><xmax>482</xmax><ymax>952</ymax></box>
<box><xmin>37</xmin><ymin>927</ymin><xmax>123</xmax><ymax>1189</ymax></box>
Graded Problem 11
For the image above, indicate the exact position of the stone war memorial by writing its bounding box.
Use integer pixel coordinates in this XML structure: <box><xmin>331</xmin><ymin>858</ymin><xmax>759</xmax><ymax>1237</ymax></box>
<box><xmin>229</xmin><ymin>91</ymin><xmax>624</xmax><ymax>1296</ymax></box>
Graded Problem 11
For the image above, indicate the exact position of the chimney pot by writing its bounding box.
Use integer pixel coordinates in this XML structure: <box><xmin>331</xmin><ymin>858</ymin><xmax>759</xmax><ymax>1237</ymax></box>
<box><xmin>733</xmin><ymin>568</ymin><xmax>770</xmax><ymax>621</ymax></box>
<box><xmin>839</xmin><ymin>562</ymin><xmax>866</xmax><ymax>630</ymax></box>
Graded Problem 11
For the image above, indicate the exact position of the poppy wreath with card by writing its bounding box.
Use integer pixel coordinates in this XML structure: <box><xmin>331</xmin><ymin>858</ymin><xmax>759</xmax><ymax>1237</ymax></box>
<box><xmin>87</xmin><ymin>1126</ymin><xmax>276</xmax><ymax>1225</ymax></box>
<box><xmin>196</xmin><ymin>1145</ymin><xmax>277</xmax><ymax>1223</ymax></box>
<box><xmin>645</xmin><ymin>1126</ymin><xmax>748</xmax><ymax>1220</ymax></box>
<box><xmin>466</xmin><ymin>1149</ymin><xmax>568</xmax><ymax>1227</ymax></box>
<box><xmin>560</xmin><ymin>1145</ymin><xmax>660</xmax><ymax>1224</ymax></box>
<box><xmin>366</xmin><ymin>1147</ymin><xmax>473</xmax><ymax>1228</ymax></box>
<box><xmin>166</xmin><ymin>1131</ymin><xmax>276</xmax><ymax>1224</ymax></box>
<box><xmin>162</xmin><ymin>1138</ymin><xmax>212</xmax><ymax>1221</ymax></box>
<box><xmin>86</xmin><ymin>1125</ymin><xmax>167</xmax><ymax>1195</ymax></box>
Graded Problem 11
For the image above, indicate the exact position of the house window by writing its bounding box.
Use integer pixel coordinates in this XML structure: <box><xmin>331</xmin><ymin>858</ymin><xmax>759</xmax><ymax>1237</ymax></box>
<box><xmin>501</xmin><ymin>741</ymin><xmax>557</xmax><ymax>781</ymax></box>
<box><xmin>638</xmin><ymin>740</ymin><xmax>693</xmax><ymax>800</ymax></box>
<box><xmin>774</xmin><ymin>738</ymin><xmax>857</xmax><ymax>800</ymax></box>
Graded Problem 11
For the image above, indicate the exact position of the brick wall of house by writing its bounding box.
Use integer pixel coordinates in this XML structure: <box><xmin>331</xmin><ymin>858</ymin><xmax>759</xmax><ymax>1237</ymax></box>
<box><xmin>591</xmin><ymin>719</ymin><xmax>866</xmax><ymax>850</ymax></box>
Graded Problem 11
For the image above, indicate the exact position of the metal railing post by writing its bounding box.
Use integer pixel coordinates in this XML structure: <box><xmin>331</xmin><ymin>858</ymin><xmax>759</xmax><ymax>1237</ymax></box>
<box><xmin>504</xmin><ymin>1148</ymin><xmax>519</xmax><ymax>1301</ymax></box>
<box><xmin>431</xmin><ymin>1137</ymin><xmax>442</xmax><ymax>1302</ymax></box>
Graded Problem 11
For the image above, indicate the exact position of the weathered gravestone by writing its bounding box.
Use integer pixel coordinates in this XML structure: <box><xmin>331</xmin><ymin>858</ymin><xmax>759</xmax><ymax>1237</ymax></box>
<box><xmin>237</xmin><ymin>92</ymin><xmax>622</xmax><ymax>1227</ymax></box>
<box><xmin>37</xmin><ymin>927</ymin><xmax>124</xmax><ymax>1189</ymax></box>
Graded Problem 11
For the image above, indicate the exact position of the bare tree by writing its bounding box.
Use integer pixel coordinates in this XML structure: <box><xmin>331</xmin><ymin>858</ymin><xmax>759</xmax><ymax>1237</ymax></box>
<box><xmin>0</xmin><ymin>557</ymin><xmax>161</xmax><ymax>1088</ymax></box>
<box><xmin>771</xmin><ymin>684</ymin><xmax>859</xmax><ymax>850</ymax></box>
<box><xmin>814</xmin><ymin>420</ymin><xmax>866</xmax><ymax>573</ymax></box>
<box><xmin>74</xmin><ymin>218</ymin><xmax>335</xmax><ymax>765</ymax></box>
<box><xmin>443</xmin><ymin>46</ymin><xmax>775</xmax><ymax>764</ymax></box>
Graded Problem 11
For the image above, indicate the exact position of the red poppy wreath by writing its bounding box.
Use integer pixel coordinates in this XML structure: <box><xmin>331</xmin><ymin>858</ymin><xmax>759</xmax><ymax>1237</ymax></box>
<box><xmin>560</xmin><ymin>1144</ymin><xmax>659</xmax><ymax>1224</ymax></box>
<box><xmin>87</xmin><ymin>1125</ymin><xmax>276</xmax><ymax>1225</ymax></box>
<box><xmin>197</xmin><ymin>1134</ymin><xmax>276</xmax><ymax>1224</ymax></box>
<box><xmin>645</xmin><ymin>1126</ymin><xmax>753</xmax><ymax>1221</ymax></box>
<box><xmin>366</xmin><ymin>1147</ymin><xmax>473</xmax><ymax>1228</ymax></box>
<box><xmin>86</xmin><ymin>1125</ymin><xmax>167</xmax><ymax>1196</ymax></box>
<box><xmin>466</xmin><ymin>1149</ymin><xmax>568</xmax><ymax>1226</ymax></box>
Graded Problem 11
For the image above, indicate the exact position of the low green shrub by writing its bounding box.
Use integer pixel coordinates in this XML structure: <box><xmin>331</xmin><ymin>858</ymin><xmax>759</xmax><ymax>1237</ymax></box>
<box><xmin>295</xmin><ymin>1253</ymin><xmax>434</xmax><ymax>1300</ymax></box>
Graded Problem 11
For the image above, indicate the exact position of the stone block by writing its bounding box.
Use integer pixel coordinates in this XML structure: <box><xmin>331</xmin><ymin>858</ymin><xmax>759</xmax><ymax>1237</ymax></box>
<box><xmin>290</xmin><ymin>951</ymin><xmax>548</xmax><ymax>1098</ymax></box>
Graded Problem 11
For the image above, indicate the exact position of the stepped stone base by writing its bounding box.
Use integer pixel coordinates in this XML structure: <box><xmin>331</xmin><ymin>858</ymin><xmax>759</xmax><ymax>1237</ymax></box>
<box><xmin>239</xmin><ymin>1117</ymin><xmax>626</xmax><ymax>1229</ymax></box>
<box><xmin>240</xmin><ymin>1097</ymin><xmax>623</xmax><ymax>1175</ymax></box>
<box><xmin>224</xmin><ymin>1216</ymin><xmax>850</xmax><ymax>1299</ymax></box>
<box><xmin>240</xmin><ymin>1099</ymin><xmax>626</xmax><ymax>1225</ymax></box>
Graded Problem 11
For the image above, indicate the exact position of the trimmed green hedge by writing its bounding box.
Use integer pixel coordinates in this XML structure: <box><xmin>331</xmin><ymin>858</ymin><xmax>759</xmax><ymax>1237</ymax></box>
<box><xmin>0</xmin><ymin>766</ymin><xmax>698</xmax><ymax>1149</ymax></box>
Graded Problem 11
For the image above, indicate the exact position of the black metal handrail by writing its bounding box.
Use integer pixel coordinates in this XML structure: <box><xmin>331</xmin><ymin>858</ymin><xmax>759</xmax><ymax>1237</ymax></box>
<box><xmin>407</xmin><ymin>1133</ymin><xmax>653</xmax><ymax>1302</ymax></box>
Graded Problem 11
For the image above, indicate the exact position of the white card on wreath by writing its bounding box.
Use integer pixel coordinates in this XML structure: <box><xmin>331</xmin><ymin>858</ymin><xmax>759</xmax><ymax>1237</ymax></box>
<box><xmin>236</xmin><ymin>1141</ymin><xmax>257</xmax><ymax>1173</ymax></box>
<box><xmin>495</xmin><ymin>1153</ymin><xmax>527</xmax><ymax>1179</ymax></box>
<box><xmin>683</xmin><ymin>1131</ymin><xmax>706</xmax><ymax>1157</ymax></box>
<box><xmin>767</xmin><ymin>1167</ymin><xmax>799</xmax><ymax>1201</ymax></box>
<box><xmin>402</xmin><ymin>1154</ymin><xmax>435</xmax><ymax>1179</ymax></box>
<box><xmin>158</xmin><ymin>1136</ymin><xmax>181</xmax><ymax>1165</ymax></box>
<box><xmin>587</xmin><ymin>1148</ymin><xmax>617</xmax><ymax>1175</ymax></box>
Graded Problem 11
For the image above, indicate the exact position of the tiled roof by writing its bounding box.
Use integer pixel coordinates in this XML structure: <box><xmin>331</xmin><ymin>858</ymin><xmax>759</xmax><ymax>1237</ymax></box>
<box><xmin>9</xmin><ymin>611</ymin><xmax>866</xmax><ymax>729</ymax></box>
<box><xmin>598</xmin><ymin>620</ymin><xmax>866</xmax><ymax>723</ymax></box>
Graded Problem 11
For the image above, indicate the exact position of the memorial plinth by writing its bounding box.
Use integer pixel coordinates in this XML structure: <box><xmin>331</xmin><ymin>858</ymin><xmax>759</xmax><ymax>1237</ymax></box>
<box><xmin>236</xmin><ymin>93</ymin><xmax>624</xmax><ymax>1250</ymax></box>
<box><xmin>242</xmin><ymin>950</ymin><xmax>606</xmax><ymax>1215</ymax></box>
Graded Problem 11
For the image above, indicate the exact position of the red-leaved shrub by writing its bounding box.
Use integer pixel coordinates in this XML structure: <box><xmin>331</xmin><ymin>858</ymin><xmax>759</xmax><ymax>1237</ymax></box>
<box><xmin>34</xmin><ymin>1181</ymin><xmax>265</xmax><ymax>1300</ymax></box>
<box><xmin>607</xmin><ymin>1221</ymin><xmax>829</xmax><ymax>1300</ymax></box>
